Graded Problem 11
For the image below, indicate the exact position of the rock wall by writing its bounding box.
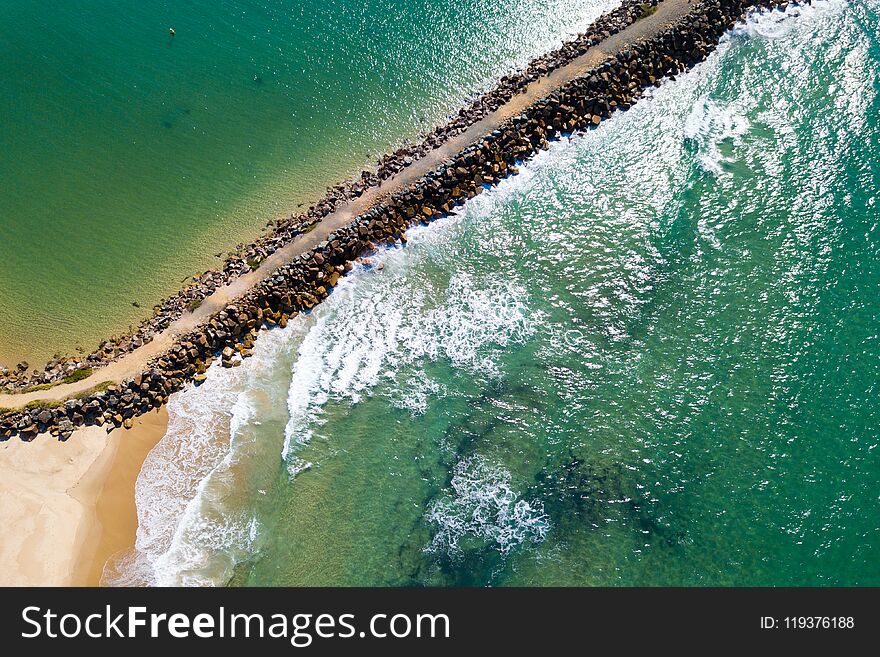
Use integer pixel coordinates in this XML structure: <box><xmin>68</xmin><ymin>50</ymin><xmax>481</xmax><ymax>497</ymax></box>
<box><xmin>1</xmin><ymin>0</ymin><xmax>796</xmax><ymax>441</ymax></box>
<box><xmin>0</xmin><ymin>0</ymin><xmax>657</xmax><ymax>392</ymax></box>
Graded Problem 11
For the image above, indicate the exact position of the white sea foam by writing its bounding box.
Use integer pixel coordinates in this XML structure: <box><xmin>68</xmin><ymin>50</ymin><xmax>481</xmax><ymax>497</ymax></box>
<box><xmin>111</xmin><ymin>180</ymin><xmax>539</xmax><ymax>585</ymax></box>
<box><xmin>425</xmin><ymin>456</ymin><xmax>550</xmax><ymax>556</ymax></box>
<box><xmin>685</xmin><ymin>0</ymin><xmax>850</xmax><ymax>177</ymax></box>
<box><xmin>104</xmin><ymin>329</ymin><xmax>293</xmax><ymax>586</ymax></box>
<box><xmin>729</xmin><ymin>0</ymin><xmax>849</xmax><ymax>41</ymax></box>
<box><xmin>387</xmin><ymin>370</ymin><xmax>448</xmax><ymax>416</ymax></box>
<box><xmin>281</xmin><ymin>256</ymin><xmax>536</xmax><ymax>474</ymax></box>
<box><xmin>683</xmin><ymin>97</ymin><xmax>750</xmax><ymax>175</ymax></box>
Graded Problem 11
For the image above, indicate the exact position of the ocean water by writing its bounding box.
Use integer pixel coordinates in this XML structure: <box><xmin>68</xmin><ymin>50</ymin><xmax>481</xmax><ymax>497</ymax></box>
<box><xmin>0</xmin><ymin>0</ymin><xmax>619</xmax><ymax>367</ymax></box>
<box><xmin>106</xmin><ymin>0</ymin><xmax>880</xmax><ymax>587</ymax></box>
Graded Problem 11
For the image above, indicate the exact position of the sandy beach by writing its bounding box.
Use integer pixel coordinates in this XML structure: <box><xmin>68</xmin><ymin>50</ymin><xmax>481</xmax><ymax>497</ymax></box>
<box><xmin>0</xmin><ymin>409</ymin><xmax>167</xmax><ymax>586</ymax></box>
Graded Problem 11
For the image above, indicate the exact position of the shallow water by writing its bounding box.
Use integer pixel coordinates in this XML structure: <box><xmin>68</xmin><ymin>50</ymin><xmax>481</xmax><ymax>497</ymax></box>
<box><xmin>110</xmin><ymin>1</ymin><xmax>880</xmax><ymax>586</ymax></box>
<box><xmin>0</xmin><ymin>0</ymin><xmax>618</xmax><ymax>366</ymax></box>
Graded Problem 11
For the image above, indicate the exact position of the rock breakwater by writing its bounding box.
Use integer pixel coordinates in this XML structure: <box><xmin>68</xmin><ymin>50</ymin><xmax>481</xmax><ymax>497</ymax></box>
<box><xmin>0</xmin><ymin>0</ymin><xmax>656</xmax><ymax>392</ymax></box>
<box><xmin>1</xmin><ymin>0</ymin><xmax>796</xmax><ymax>441</ymax></box>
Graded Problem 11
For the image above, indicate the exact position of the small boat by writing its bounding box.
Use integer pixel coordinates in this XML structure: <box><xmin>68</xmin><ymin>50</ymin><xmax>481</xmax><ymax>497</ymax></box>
<box><xmin>169</xmin><ymin>27</ymin><xmax>176</xmax><ymax>36</ymax></box>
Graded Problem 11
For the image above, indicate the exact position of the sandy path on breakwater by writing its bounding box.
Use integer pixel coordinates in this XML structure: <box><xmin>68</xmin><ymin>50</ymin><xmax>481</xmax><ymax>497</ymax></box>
<box><xmin>0</xmin><ymin>0</ymin><xmax>694</xmax><ymax>411</ymax></box>
<box><xmin>0</xmin><ymin>410</ymin><xmax>167</xmax><ymax>586</ymax></box>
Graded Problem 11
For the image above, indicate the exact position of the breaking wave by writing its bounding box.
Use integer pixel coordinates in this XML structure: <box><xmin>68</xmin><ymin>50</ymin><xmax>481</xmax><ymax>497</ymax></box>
<box><xmin>281</xmin><ymin>254</ymin><xmax>536</xmax><ymax>474</ymax></box>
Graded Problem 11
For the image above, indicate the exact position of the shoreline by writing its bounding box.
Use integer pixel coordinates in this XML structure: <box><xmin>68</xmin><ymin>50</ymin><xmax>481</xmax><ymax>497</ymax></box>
<box><xmin>0</xmin><ymin>410</ymin><xmax>167</xmax><ymax>586</ymax></box>
<box><xmin>73</xmin><ymin>408</ymin><xmax>168</xmax><ymax>586</ymax></box>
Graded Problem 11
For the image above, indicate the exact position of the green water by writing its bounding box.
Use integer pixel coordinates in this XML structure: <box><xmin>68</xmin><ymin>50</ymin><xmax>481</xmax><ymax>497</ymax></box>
<box><xmin>108</xmin><ymin>0</ymin><xmax>880</xmax><ymax>587</ymax></box>
<box><xmin>0</xmin><ymin>0</ymin><xmax>617</xmax><ymax>367</ymax></box>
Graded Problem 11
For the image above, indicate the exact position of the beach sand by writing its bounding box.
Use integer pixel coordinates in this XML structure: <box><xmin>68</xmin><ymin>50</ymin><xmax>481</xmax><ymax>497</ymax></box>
<box><xmin>0</xmin><ymin>409</ymin><xmax>167</xmax><ymax>586</ymax></box>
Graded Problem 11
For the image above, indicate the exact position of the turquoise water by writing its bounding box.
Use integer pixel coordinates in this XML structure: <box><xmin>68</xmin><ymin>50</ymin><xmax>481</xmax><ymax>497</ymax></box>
<box><xmin>0</xmin><ymin>0</ymin><xmax>617</xmax><ymax>366</ymax></box>
<box><xmin>107</xmin><ymin>1</ymin><xmax>880</xmax><ymax>586</ymax></box>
